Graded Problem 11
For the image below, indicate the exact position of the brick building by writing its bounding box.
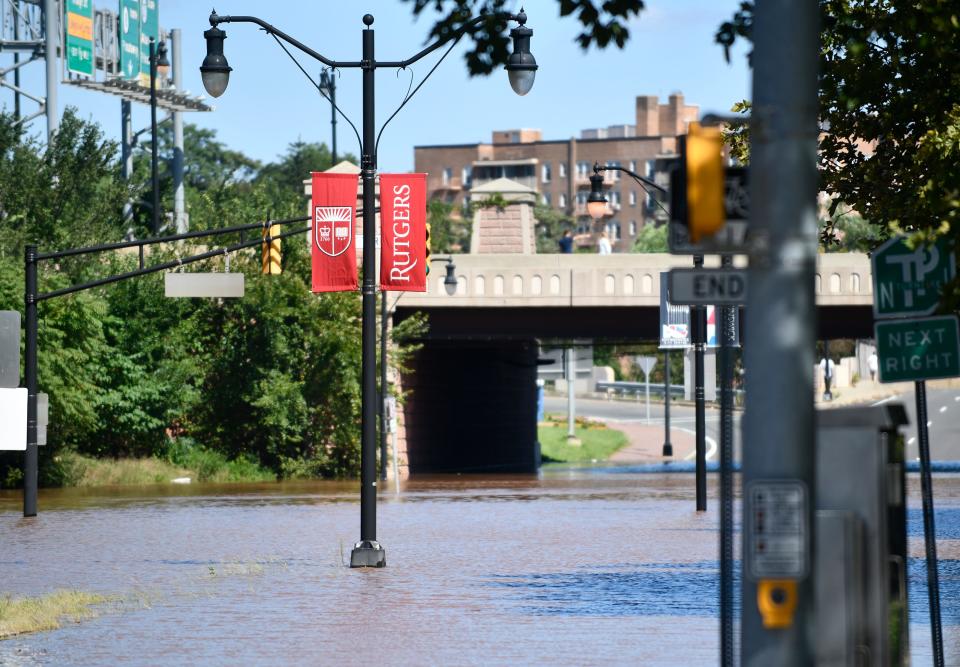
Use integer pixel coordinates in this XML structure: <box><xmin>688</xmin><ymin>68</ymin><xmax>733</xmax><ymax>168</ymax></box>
<box><xmin>414</xmin><ymin>93</ymin><xmax>699</xmax><ymax>252</ymax></box>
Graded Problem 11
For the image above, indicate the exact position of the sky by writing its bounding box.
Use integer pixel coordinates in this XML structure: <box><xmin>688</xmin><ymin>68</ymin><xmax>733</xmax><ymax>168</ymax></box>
<box><xmin>12</xmin><ymin>0</ymin><xmax>751</xmax><ymax>172</ymax></box>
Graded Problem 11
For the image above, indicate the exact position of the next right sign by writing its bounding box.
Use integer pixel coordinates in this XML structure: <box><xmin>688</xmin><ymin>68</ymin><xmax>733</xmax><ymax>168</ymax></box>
<box><xmin>875</xmin><ymin>315</ymin><xmax>960</xmax><ymax>383</ymax></box>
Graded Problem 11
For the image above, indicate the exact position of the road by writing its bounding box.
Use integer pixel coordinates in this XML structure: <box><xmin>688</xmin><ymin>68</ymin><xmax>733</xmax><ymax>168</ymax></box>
<box><xmin>876</xmin><ymin>386</ymin><xmax>960</xmax><ymax>461</ymax></box>
<box><xmin>544</xmin><ymin>395</ymin><xmax>742</xmax><ymax>462</ymax></box>
<box><xmin>547</xmin><ymin>385</ymin><xmax>960</xmax><ymax>463</ymax></box>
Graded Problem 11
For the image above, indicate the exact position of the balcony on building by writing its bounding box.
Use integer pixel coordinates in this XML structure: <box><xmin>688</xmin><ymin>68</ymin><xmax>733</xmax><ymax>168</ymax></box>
<box><xmin>471</xmin><ymin>158</ymin><xmax>539</xmax><ymax>193</ymax></box>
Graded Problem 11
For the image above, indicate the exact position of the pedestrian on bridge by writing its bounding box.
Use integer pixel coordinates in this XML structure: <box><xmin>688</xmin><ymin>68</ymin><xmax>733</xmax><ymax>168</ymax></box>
<box><xmin>597</xmin><ymin>231</ymin><xmax>612</xmax><ymax>255</ymax></box>
<box><xmin>558</xmin><ymin>230</ymin><xmax>574</xmax><ymax>253</ymax></box>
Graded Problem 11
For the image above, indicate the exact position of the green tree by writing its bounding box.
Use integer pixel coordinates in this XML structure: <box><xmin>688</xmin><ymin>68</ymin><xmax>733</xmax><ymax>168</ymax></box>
<box><xmin>533</xmin><ymin>203</ymin><xmax>574</xmax><ymax>253</ymax></box>
<box><xmin>404</xmin><ymin>0</ymin><xmax>645</xmax><ymax>75</ymax></box>
<box><xmin>632</xmin><ymin>222</ymin><xmax>668</xmax><ymax>252</ymax></box>
<box><xmin>717</xmin><ymin>2</ymin><xmax>960</xmax><ymax>249</ymax></box>
<box><xmin>428</xmin><ymin>199</ymin><xmax>471</xmax><ymax>253</ymax></box>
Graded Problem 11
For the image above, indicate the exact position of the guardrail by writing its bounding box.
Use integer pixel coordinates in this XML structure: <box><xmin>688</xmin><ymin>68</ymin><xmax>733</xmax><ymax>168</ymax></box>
<box><xmin>596</xmin><ymin>381</ymin><xmax>685</xmax><ymax>398</ymax></box>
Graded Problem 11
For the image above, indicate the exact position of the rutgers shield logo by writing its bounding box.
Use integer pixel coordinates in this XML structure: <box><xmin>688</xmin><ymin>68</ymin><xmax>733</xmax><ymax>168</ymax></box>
<box><xmin>314</xmin><ymin>206</ymin><xmax>353</xmax><ymax>257</ymax></box>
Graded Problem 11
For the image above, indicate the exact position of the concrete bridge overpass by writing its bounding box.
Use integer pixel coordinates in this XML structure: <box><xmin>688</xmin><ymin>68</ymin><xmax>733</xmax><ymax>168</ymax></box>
<box><xmin>394</xmin><ymin>252</ymin><xmax>873</xmax><ymax>340</ymax></box>
<box><xmin>391</xmin><ymin>252</ymin><xmax>874</xmax><ymax>476</ymax></box>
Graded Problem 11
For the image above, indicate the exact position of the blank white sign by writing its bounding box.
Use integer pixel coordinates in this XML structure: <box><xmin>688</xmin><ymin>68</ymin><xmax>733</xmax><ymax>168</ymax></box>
<box><xmin>0</xmin><ymin>387</ymin><xmax>26</xmax><ymax>451</ymax></box>
<box><xmin>165</xmin><ymin>273</ymin><xmax>245</xmax><ymax>298</ymax></box>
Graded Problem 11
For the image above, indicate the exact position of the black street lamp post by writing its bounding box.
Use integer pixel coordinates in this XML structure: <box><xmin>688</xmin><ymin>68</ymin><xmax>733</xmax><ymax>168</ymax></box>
<box><xmin>149</xmin><ymin>38</ymin><xmax>170</xmax><ymax>236</ymax></box>
<box><xmin>318</xmin><ymin>71</ymin><xmax>337</xmax><ymax>164</ymax></box>
<box><xmin>200</xmin><ymin>9</ymin><xmax>536</xmax><ymax>568</ymax></box>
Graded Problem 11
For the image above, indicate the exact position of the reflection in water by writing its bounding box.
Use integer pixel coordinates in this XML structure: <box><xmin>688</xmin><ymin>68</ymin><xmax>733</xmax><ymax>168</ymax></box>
<box><xmin>0</xmin><ymin>471</ymin><xmax>957</xmax><ymax>665</ymax></box>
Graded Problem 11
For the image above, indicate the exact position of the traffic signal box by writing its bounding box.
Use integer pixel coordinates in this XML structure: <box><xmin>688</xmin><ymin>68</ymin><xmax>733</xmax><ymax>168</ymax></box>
<box><xmin>261</xmin><ymin>224</ymin><xmax>281</xmax><ymax>274</ymax></box>
<box><xmin>425</xmin><ymin>222</ymin><xmax>431</xmax><ymax>275</ymax></box>
<box><xmin>671</xmin><ymin>121</ymin><xmax>726</xmax><ymax>243</ymax></box>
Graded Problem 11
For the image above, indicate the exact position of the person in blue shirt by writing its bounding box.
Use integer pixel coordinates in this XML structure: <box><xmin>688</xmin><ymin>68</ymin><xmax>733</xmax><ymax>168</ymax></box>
<box><xmin>558</xmin><ymin>230</ymin><xmax>574</xmax><ymax>253</ymax></box>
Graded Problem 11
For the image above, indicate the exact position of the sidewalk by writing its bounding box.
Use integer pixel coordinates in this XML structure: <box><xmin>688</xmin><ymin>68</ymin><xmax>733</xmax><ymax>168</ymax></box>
<box><xmin>815</xmin><ymin>377</ymin><xmax>960</xmax><ymax>408</ymax></box>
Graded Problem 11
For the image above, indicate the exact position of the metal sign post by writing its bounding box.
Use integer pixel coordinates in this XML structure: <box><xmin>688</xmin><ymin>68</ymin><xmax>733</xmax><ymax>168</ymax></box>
<box><xmin>636</xmin><ymin>356</ymin><xmax>657</xmax><ymax>424</ymax></box>
<box><xmin>872</xmin><ymin>236</ymin><xmax>957</xmax><ymax>667</ymax></box>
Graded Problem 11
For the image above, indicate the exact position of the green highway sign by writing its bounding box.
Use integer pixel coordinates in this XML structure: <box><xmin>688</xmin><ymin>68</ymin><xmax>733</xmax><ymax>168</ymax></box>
<box><xmin>119</xmin><ymin>0</ymin><xmax>141</xmax><ymax>80</ymax></box>
<box><xmin>64</xmin><ymin>0</ymin><xmax>94</xmax><ymax>77</ymax></box>
<box><xmin>872</xmin><ymin>236</ymin><xmax>955</xmax><ymax>319</ymax></box>
<box><xmin>138</xmin><ymin>0</ymin><xmax>159</xmax><ymax>85</ymax></box>
<box><xmin>875</xmin><ymin>316</ymin><xmax>960</xmax><ymax>383</ymax></box>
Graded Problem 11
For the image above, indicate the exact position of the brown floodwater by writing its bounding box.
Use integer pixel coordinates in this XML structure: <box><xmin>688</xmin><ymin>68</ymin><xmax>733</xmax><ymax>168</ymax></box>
<box><xmin>1</xmin><ymin>467</ymin><xmax>958</xmax><ymax>666</ymax></box>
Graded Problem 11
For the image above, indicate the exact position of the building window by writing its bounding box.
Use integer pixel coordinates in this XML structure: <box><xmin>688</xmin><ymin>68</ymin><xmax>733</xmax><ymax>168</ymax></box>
<box><xmin>606</xmin><ymin>161</ymin><xmax>621</xmax><ymax>181</ymax></box>
<box><xmin>629</xmin><ymin>191</ymin><xmax>637</xmax><ymax>206</ymax></box>
<box><xmin>577</xmin><ymin>161</ymin><xmax>590</xmax><ymax>177</ymax></box>
<box><xmin>510</xmin><ymin>131</ymin><xmax>520</xmax><ymax>143</ymax></box>
<box><xmin>542</xmin><ymin>192</ymin><xmax>552</xmax><ymax>206</ymax></box>
<box><xmin>576</xmin><ymin>192</ymin><xmax>587</xmax><ymax>206</ymax></box>
<box><xmin>558</xmin><ymin>193</ymin><xmax>567</xmax><ymax>209</ymax></box>
<box><xmin>442</xmin><ymin>167</ymin><xmax>452</xmax><ymax>185</ymax></box>
<box><xmin>629</xmin><ymin>220</ymin><xmax>637</xmax><ymax>236</ymax></box>
<box><xmin>609</xmin><ymin>191</ymin><xmax>621</xmax><ymax>208</ymax></box>
<box><xmin>646</xmin><ymin>191</ymin><xmax>655</xmax><ymax>211</ymax></box>
<box><xmin>462</xmin><ymin>166</ymin><xmax>472</xmax><ymax>188</ymax></box>
<box><xmin>607</xmin><ymin>222</ymin><xmax>621</xmax><ymax>241</ymax></box>
<box><xmin>445</xmin><ymin>192</ymin><xmax>455</xmax><ymax>204</ymax></box>
<box><xmin>542</xmin><ymin>162</ymin><xmax>552</xmax><ymax>183</ymax></box>
<box><xmin>629</xmin><ymin>160</ymin><xmax>637</xmax><ymax>173</ymax></box>
<box><xmin>463</xmin><ymin>196</ymin><xmax>472</xmax><ymax>213</ymax></box>
<box><xmin>646</xmin><ymin>159</ymin><xmax>656</xmax><ymax>178</ymax></box>
<box><xmin>559</xmin><ymin>162</ymin><xmax>567</xmax><ymax>178</ymax></box>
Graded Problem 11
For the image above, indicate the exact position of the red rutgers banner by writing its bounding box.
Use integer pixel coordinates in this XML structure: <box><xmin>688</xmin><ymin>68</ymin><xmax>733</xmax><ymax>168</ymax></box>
<box><xmin>311</xmin><ymin>172</ymin><xmax>359</xmax><ymax>293</ymax></box>
<box><xmin>379</xmin><ymin>173</ymin><xmax>427</xmax><ymax>292</ymax></box>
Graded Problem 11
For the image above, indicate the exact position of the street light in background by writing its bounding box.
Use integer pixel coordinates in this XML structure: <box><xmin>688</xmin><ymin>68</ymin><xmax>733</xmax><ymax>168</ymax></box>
<box><xmin>318</xmin><ymin>70</ymin><xmax>337</xmax><ymax>164</ymax></box>
<box><xmin>149</xmin><ymin>38</ymin><xmax>169</xmax><ymax>236</ymax></box>
<box><xmin>200</xmin><ymin>9</ymin><xmax>534</xmax><ymax>568</ymax></box>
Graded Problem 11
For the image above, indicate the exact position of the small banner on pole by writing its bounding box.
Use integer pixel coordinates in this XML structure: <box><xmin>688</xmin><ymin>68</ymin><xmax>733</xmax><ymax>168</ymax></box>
<box><xmin>311</xmin><ymin>172</ymin><xmax>359</xmax><ymax>293</ymax></box>
<box><xmin>380</xmin><ymin>173</ymin><xmax>427</xmax><ymax>292</ymax></box>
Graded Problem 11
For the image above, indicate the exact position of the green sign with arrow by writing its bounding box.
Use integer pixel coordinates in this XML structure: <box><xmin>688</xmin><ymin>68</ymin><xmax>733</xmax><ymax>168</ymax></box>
<box><xmin>871</xmin><ymin>236</ymin><xmax>955</xmax><ymax>319</ymax></box>
<box><xmin>119</xmin><ymin>0</ymin><xmax>141</xmax><ymax>80</ymax></box>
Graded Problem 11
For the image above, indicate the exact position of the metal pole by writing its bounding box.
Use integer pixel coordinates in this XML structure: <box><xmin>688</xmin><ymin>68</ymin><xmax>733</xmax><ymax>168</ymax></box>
<box><xmin>644</xmin><ymin>373</ymin><xmax>650</xmax><ymax>425</ymax></box>
<box><xmin>350</xmin><ymin>14</ymin><xmax>385</xmax><ymax>568</ymax></box>
<box><xmin>43</xmin><ymin>0</ymin><xmax>57</xmax><ymax>140</ymax></box>
<box><xmin>171</xmin><ymin>29</ymin><xmax>187</xmax><ymax>234</ymax></box>
<box><xmin>566</xmin><ymin>347</ymin><xmax>576</xmax><ymax>439</ymax></box>
<box><xmin>663</xmin><ymin>350</ymin><xmax>673</xmax><ymax>457</ymax></box>
<box><xmin>693</xmin><ymin>254</ymin><xmax>706</xmax><ymax>512</ymax></box>
<box><xmin>23</xmin><ymin>245</ymin><xmax>38</xmax><ymax>517</ymax></box>
<box><xmin>380</xmin><ymin>290</ymin><xmax>388</xmax><ymax>481</ymax></box>
<box><xmin>330</xmin><ymin>74</ymin><xmax>337</xmax><ymax>164</ymax></box>
<box><xmin>149</xmin><ymin>38</ymin><xmax>160</xmax><ymax>236</ymax></box>
<box><xmin>719</xmin><ymin>255</ymin><xmax>735</xmax><ymax>667</ymax></box>
<box><xmin>13</xmin><ymin>0</ymin><xmax>20</xmax><ymax>120</ymax></box>
<box><xmin>121</xmin><ymin>100</ymin><xmax>134</xmax><ymax>232</ymax></box>
<box><xmin>916</xmin><ymin>379</ymin><xmax>945</xmax><ymax>666</ymax></box>
<box><xmin>741</xmin><ymin>0</ymin><xmax>819</xmax><ymax>662</ymax></box>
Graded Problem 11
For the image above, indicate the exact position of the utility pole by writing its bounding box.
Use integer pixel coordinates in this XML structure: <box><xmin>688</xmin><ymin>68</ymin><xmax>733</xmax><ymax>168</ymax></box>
<box><xmin>121</xmin><ymin>100</ymin><xmax>134</xmax><ymax>232</ymax></box>
<box><xmin>43</xmin><ymin>0</ymin><xmax>57</xmax><ymax>141</ymax></box>
<box><xmin>740</xmin><ymin>0</ymin><xmax>820</xmax><ymax>663</ymax></box>
<box><xmin>171</xmin><ymin>29</ymin><xmax>187</xmax><ymax>233</ymax></box>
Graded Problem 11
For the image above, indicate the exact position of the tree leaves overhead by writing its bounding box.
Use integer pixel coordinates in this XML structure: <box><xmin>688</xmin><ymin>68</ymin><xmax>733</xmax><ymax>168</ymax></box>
<box><xmin>403</xmin><ymin>0</ymin><xmax>644</xmax><ymax>75</ymax></box>
<box><xmin>715</xmin><ymin>1</ymin><xmax>960</xmax><ymax>245</ymax></box>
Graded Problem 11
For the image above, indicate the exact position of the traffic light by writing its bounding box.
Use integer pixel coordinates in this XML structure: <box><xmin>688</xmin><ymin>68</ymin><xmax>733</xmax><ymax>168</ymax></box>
<box><xmin>261</xmin><ymin>223</ymin><xmax>281</xmax><ymax>274</ymax></box>
<box><xmin>674</xmin><ymin>121</ymin><xmax>725</xmax><ymax>242</ymax></box>
<box><xmin>425</xmin><ymin>222</ymin><xmax>431</xmax><ymax>275</ymax></box>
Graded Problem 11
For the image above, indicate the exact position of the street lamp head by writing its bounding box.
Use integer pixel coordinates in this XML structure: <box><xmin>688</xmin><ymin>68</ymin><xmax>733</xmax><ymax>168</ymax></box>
<box><xmin>587</xmin><ymin>171</ymin><xmax>607</xmax><ymax>220</ymax></box>
<box><xmin>505</xmin><ymin>9</ymin><xmax>537</xmax><ymax>96</ymax></box>
<box><xmin>319</xmin><ymin>70</ymin><xmax>335</xmax><ymax>96</ymax></box>
<box><xmin>443</xmin><ymin>260</ymin><xmax>458</xmax><ymax>295</ymax></box>
<box><xmin>156</xmin><ymin>39</ymin><xmax>170</xmax><ymax>76</ymax></box>
<box><xmin>200</xmin><ymin>17</ymin><xmax>231</xmax><ymax>98</ymax></box>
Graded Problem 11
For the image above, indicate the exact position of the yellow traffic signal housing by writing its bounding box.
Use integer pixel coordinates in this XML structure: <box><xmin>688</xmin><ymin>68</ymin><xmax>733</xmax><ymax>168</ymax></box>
<box><xmin>684</xmin><ymin>122</ymin><xmax>725</xmax><ymax>242</ymax></box>
<box><xmin>425</xmin><ymin>222</ymin><xmax>431</xmax><ymax>275</ymax></box>
<box><xmin>261</xmin><ymin>223</ymin><xmax>281</xmax><ymax>274</ymax></box>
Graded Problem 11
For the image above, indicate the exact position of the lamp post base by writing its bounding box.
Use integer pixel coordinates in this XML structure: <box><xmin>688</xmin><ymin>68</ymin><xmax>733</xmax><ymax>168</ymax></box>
<box><xmin>662</xmin><ymin>443</ymin><xmax>673</xmax><ymax>458</ymax></box>
<box><xmin>350</xmin><ymin>540</ymin><xmax>386</xmax><ymax>568</ymax></box>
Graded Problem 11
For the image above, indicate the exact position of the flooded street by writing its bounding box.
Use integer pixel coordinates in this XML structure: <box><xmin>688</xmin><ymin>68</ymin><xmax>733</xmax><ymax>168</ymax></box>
<box><xmin>2</xmin><ymin>469</ymin><xmax>959</xmax><ymax>665</ymax></box>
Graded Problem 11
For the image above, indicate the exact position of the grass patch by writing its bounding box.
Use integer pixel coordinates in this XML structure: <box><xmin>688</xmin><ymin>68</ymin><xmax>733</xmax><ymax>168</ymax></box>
<box><xmin>538</xmin><ymin>420</ymin><xmax>628</xmax><ymax>463</ymax></box>
<box><xmin>0</xmin><ymin>590</ymin><xmax>110</xmax><ymax>639</ymax></box>
<box><xmin>55</xmin><ymin>442</ymin><xmax>275</xmax><ymax>487</ymax></box>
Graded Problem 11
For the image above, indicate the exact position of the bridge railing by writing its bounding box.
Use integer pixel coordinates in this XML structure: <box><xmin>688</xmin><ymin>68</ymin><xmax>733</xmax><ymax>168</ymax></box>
<box><xmin>397</xmin><ymin>253</ymin><xmax>873</xmax><ymax>308</ymax></box>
